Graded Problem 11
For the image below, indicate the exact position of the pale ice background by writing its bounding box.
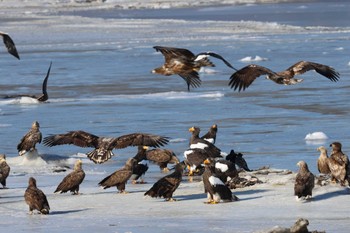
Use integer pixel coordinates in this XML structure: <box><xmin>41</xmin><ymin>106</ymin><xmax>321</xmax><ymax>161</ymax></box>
<box><xmin>0</xmin><ymin>0</ymin><xmax>350</xmax><ymax>232</ymax></box>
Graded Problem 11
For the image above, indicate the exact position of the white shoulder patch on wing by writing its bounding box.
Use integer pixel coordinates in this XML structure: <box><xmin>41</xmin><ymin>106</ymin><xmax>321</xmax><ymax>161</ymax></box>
<box><xmin>215</xmin><ymin>162</ymin><xmax>228</xmax><ymax>172</ymax></box>
<box><xmin>190</xmin><ymin>142</ymin><xmax>208</xmax><ymax>150</ymax></box>
<box><xmin>194</xmin><ymin>54</ymin><xmax>209</xmax><ymax>62</ymax></box>
<box><xmin>209</xmin><ymin>176</ymin><xmax>224</xmax><ymax>186</ymax></box>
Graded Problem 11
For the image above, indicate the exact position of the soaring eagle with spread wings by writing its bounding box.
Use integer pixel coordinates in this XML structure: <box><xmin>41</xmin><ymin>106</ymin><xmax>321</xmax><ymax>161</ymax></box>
<box><xmin>229</xmin><ymin>61</ymin><xmax>340</xmax><ymax>91</ymax></box>
<box><xmin>0</xmin><ymin>31</ymin><xmax>20</xmax><ymax>59</ymax></box>
<box><xmin>43</xmin><ymin>130</ymin><xmax>169</xmax><ymax>164</ymax></box>
<box><xmin>24</xmin><ymin>177</ymin><xmax>50</xmax><ymax>214</ymax></box>
<box><xmin>54</xmin><ymin>159</ymin><xmax>85</xmax><ymax>195</ymax></box>
<box><xmin>17</xmin><ymin>121</ymin><xmax>42</xmax><ymax>156</ymax></box>
<box><xmin>3</xmin><ymin>62</ymin><xmax>52</xmax><ymax>102</ymax></box>
<box><xmin>294</xmin><ymin>161</ymin><xmax>315</xmax><ymax>200</ymax></box>
<box><xmin>152</xmin><ymin>46</ymin><xmax>236</xmax><ymax>91</ymax></box>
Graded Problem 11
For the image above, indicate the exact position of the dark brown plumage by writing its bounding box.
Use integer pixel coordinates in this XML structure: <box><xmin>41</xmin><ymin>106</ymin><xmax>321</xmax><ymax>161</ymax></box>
<box><xmin>130</xmin><ymin>161</ymin><xmax>149</xmax><ymax>184</ymax></box>
<box><xmin>229</xmin><ymin>61</ymin><xmax>340</xmax><ymax>91</ymax></box>
<box><xmin>43</xmin><ymin>131</ymin><xmax>169</xmax><ymax>164</ymax></box>
<box><xmin>328</xmin><ymin>142</ymin><xmax>350</xmax><ymax>186</ymax></box>
<box><xmin>200</xmin><ymin>124</ymin><xmax>217</xmax><ymax>144</ymax></box>
<box><xmin>189</xmin><ymin>126</ymin><xmax>222</xmax><ymax>159</ymax></box>
<box><xmin>225</xmin><ymin>150</ymin><xmax>251</xmax><ymax>172</ymax></box>
<box><xmin>0</xmin><ymin>31</ymin><xmax>20</xmax><ymax>59</ymax></box>
<box><xmin>184</xmin><ymin>148</ymin><xmax>209</xmax><ymax>176</ymax></box>
<box><xmin>202</xmin><ymin>158</ymin><xmax>237</xmax><ymax>204</ymax></box>
<box><xmin>54</xmin><ymin>159</ymin><xmax>85</xmax><ymax>195</ymax></box>
<box><xmin>144</xmin><ymin>162</ymin><xmax>186</xmax><ymax>201</ymax></box>
<box><xmin>316</xmin><ymin>146</ymin><xmax>331</xmax><ymax>174</ymax></box>
<box><xmin>24</xmin><ymin>177</ymin><xmax>50</xmax><ymax>214</ymax></box>
<box><xmin>294</xmin><ymin>161</ymin><xmax>315</xmax><ymax>200</ymax></box>
<box><xmin>0</xmin><ymin>154</ymin><xmax>10</xmax><ymax>188</ymax></box>
<box><xmin>144</xmin><ymin>147</ymin><xmax>180</xmax><ymax>172</ymax></box>
<box><xmin>152</xmin><ymin>46</ymin><xmax>236</xmax><ymax>91</ymax></box>
<box><xmin>98</xmin><ymin>158</ymin><xmax>136</xmax><ymax>193</ymax></box>
<box><xmin>17</xmin><ymin>121</ymin><xmax>42</xmax><ymax>156</ymax></box>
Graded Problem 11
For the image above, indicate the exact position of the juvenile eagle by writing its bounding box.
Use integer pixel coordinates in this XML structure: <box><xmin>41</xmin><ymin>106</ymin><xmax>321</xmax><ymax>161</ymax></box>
<box><xmin>152</xmin><ymin>46</ymin><xmax>236</xmax><ymax>91</ymax></box>
<box><xmin>43</xmin><ymin>131</ymin><xmax>169</xmax><ymax>164</ymax></box>
<box><xmin>143</xmin><ymin>147</ymin><xmax>180</xmax><ymax>172</ymax></box>
<box><xmin>54</xmin><ymin>159</ymin><xmax>85</xmax><ymax>195</ymax></box>
<box><xmin>0</xmin><ymin>154</ymin><xmax>10</xmax><ymax>188</ymax></box>
<box><xmin>229</xmin><ymin>61</ymin><xmax>340</xmax><ymax>91</ymax></box>
<box><xmin>98</xmin><ymin>158</ymin><xmax>136</xmax><ymax>193</ymax></box>
<box><xmin>294</xmin><ymin>161</ymin><xmax>315</xmax><ymax>200</ymax></box>
<box><xmin>144</xmin><ymin>162</ymin><xmax>186</xmax><ymax>201</ymax></box>
<box><xmin>328</xmin><ymin>142</ymin><xmax>350</xmax><ymax>186</ymax></box>
<box><xmin>24</xmin><ymin>177</ymin><xmax>50</xmax><ymax>214</ymax></box>
<box><xmin>17</xmin><ymin>121</ymin><xmax>42</xmax><ymax>156</ymax></box>
<box><xmin>0</xmin><ymin>31</ymin><xmax>20</xmax><ymax>59</ymax></box>
<box><xmin>316</xmin><ymin>146</ymin><xmax>331</xmax><ymax>174</ymax></box>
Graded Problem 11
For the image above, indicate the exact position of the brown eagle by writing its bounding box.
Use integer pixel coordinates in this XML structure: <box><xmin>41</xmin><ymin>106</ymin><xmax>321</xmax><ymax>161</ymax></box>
<box><xmin>200</xmin><ymin>124</ymin><xmax>218</xmax><ymax>144</ymax></box>
<box><xmin>328</xmin><ymin>142</ymin><xmax>350</xmax><ymax>186</ymax></box>
<box><xmin>143</xmin><ymin>146</ymin><xmax>180</xmax><ymax>172</ymax></box>
<box><xmin>54</xmin><ymin>159</ymin><xmax>85</xmax><ymax>195</ymax></box>
<box><xmin>229</xmin><ymin>61</ymin><xmax>340</xmax><ymax>91</ymax></box>
<box><xmin>152</xmin><ymin>46</ymin><xmax>236</xmax><ymax>91</ymax></box>
<box><xmin>0</xmin><ymin>154</ymin><xmax>10</xmax><ymax>188</ymax></box>
<box><xmin>43</xmin><ymin>131</ymin><xmax>169</xmax><ymax>164</ymax></box>
<box><xmin>3</xmin><ymin>62</ymin><xmax>52</xmax><ymax>102</ymax></box>
<box><xmin>24</xmin><ymin>177</ymin><xmax>50</xmax><ymax>214</ymax></box>
<box><xmin>316</xmin><ymin>146</ymin><xmax>331</xmax><ymax>174</ymax></box>
<box><xmin>294</xmin><ymin>161</ymin><xmax>315</xmax><ymax>200</ymax></box>
<box><xmin>98</xmin><ymin>158</ymin><xmax>137</xmax><ymax>193</ymax></box>
<box><xmin>0</xmin><ymin>31</ymin><xmax>20</xmax><ymax>59</ymax></box>
<box><xmin>144</xmin><ymin>162</ymin><xmax>186</xmax><ymax>201</ymax></box>
<box><xmin>17</xmin><ymin>121</ymin><xmax>42</xmax><ymax>156</ymax></box>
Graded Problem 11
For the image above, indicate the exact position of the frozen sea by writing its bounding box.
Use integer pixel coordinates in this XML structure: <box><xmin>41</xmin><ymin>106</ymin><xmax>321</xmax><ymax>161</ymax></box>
<box><xmin>0</xmin><ymin>0</ymin><xmax>350</xmax><ymax>232</ymax></box>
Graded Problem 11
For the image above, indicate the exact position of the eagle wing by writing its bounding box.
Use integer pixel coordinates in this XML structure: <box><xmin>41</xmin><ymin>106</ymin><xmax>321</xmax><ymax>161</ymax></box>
<box><xmin>0</xmin><ymin>32</ymin><xmax>20</xmax><ymax>59</ymax></box>
<box><xmin>154</xmin><ymin>46</ymin><xmax>196</xmax><ymax>63</ymax></box>
<box><xmin>195</xmin><ymin>52</ymin><xmax>236</xmax><ymax>70</ymax></box>
<box><xmin>286</xmin><ymin>61</ymin><xmax>340</xmax><ymax>82</ymax></box>
<box><xmin>43</xmin><ymin>130</ymin><xmax>99</xmax><ymax>148</ymax></box>
<box><xmin>37</xmin><ymin>62</ymin><xmax>52</xmax><ymax>102</ymax></box>
<box><xmin>24</xmin><ymin>187</ymin><xmax>50</xmax><ymax>211</ymax></box>
<box><xmin>228</xmin><ymin>64</ymin><xmax>277</xmax><ymax>91</ymax></box>
<box><xmin>294</xmin><ymin>172</ymin><xmax>314</xmax><ymax>197</ymax></box>
<box><xmin>17</xmin><ymin>131</ymin><xmax>42</xmax><ymax>153</ymax></box>
<box><xmin>111</xmin><ymin>133</ymin><xmax>169</xmax><ymax>149</ymax></box>
<box><xmin>54</xmin><ymin>170</ymin><xmax>85</xmax><ymax>193</ymax></box>
<box><xmin>98</xmin><ymin>169</ymin><xmax>132</xmax><ymax>188</ymax></box>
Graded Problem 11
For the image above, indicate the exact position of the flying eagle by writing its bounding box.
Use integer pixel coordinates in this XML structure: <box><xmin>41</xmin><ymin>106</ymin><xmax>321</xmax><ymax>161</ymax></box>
<box><xmin>328</xmin><ymin>142</ymin><xmax>350</xmax><ymax>186</ymax></box>
<box><xmin>54</xmin><ymin>159</ymin><xmax>85</xmax><ymax>195</ymax></box>
<box><xmin>316</xmin><ymin>146</ymin><xmax>331</xmax><ymax>174</ymax></box>
<box><xmin>152</xmin><ymin>46</ymin><xmax>236</xmax><ymax>91</ymax></box>
<box><xmin>200</xmin><ymin>124</ymin><xmax>218</xmax><ymax>144</ymax></box>
<box><xmin>98</xmin><ymin>158</ymin><xmax>137</xmax><ymax>193</ymax></box>
<box><xmin>294</xmin><ymin>161</ymin><xmax>315</xmax><ymax>200</ymax></box>
<box><xmin>0</xmin><ymin>31</ymin><xmax>20</xmax><ymax>59</ymax></box>
<box><xmin>3</xmin><ymin>62</ymin><xmax>52</xmax><ymax>102</ymax></box>
<box><xmin>17</xmin><ymin>121</ymin><xmax>42</xmax><ymax>156</ymax></box>
<box><xmin>0</xmin><ymin>154</ymin><xmax>10</xmax><ymax>188</ymax></box>
<box><xmin>144</xmin><ymin>162</ymin><xmax>186</xmax><ymax>201</ymax></box>
<box><xmin>202</xmin><ymin>158</ymin><xmax>237</xmax><ymax>204</ymax></box>
<box><xmin>24</xmin><ymin>177</ymin><xmax>50</xmax><ymax>214</ymax></box>
<box><xmin>43</xmin><ymin>131</ymin><xmax>169</xmax><ymax>164</ymax></box>
<box><xmin>229</xmin><ymin>61</ymin><xmax>340</xmax><ymax>91</ymax></box>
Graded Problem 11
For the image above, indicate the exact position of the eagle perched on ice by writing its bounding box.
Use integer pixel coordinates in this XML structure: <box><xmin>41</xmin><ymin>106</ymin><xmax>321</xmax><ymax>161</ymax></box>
<box><xmin>294</xmin><ymin>161</ymin><xmax>315</xmax><ymax>200</ymax></box>
<box><xmin>17</xmin><ymin>121</ymin><xmax>42</xmax><ymax>156</ymax></box>
<box><xmin>54</xmin><ymin>159</ymin><xmax>85</xmax><ymax>195</ymax></box>
<box><xmin>43</xmin><ymin>130</ymin><xmax>169</xmax><ymax>164</ymax></box>
<box><xmin>24</xmin><ymin>177</ymin><xmax>50</xmax><ymax>214</ymax></box>
<box><xmin>0</xmin><ymin>154</ymin><xmax>10</xmax><ymax>188</ymax></box>
<box><xmin>328</xmin><ymin>142</ymin><xmax>350</xmax><ymax>186</ymax></box>
<box><xmin>0</xmin><ymin>31</ymin><xmax>20</xmax><ymax>59</ymax></box>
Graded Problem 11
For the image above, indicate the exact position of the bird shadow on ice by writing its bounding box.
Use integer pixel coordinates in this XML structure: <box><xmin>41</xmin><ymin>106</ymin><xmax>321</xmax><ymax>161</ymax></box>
<box><xmin>312</xmin><ymin>188</ymin><xmax>350</xmax><ymax>202</ymax></box>
<box><xmin>234</xmin><ymin>189</ymin><xmax>269</xmax><ymax>196</ymax></box>
<box><xmin>50</xmin><ymin>208</ymin><xmax>89</xmax><ymax>215</ymax></box>
<box><xmin>173</xmin><ymin>193</ymin><xmax>206</xmax><ymax>201</ymax></box>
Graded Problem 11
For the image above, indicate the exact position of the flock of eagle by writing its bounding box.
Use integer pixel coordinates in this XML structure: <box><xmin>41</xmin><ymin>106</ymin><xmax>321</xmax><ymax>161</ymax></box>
<box><xmin>0</xmin><ymin>31</ymin><xmax>347</xmax><ymax>216</ymax></box>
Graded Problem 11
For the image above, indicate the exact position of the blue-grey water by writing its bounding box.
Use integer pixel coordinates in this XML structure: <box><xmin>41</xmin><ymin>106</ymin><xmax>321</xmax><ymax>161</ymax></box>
<box><xmin>0</xmin><ymin>0</ymin><xmax>349</xmax><ymax>177</ymax></box>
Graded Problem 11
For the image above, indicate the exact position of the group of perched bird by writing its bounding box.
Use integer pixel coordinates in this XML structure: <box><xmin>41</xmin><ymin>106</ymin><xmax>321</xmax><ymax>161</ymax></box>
<box><xmin>0</xmin><ymin>31</ymin><xmax>346</xmax><ymax>216</ymax></box>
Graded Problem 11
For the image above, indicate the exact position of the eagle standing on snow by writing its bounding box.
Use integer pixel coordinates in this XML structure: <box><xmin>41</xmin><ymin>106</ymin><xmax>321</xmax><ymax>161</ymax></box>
<box><xmin>98</xmin><ymin>158</ymin><xmax>137</xmax><ymax>193</ymax></box>
<box><xmin>138</xmin><ymin>146</ymin><xmax>180</xmax><ymax>172</ymax></box>
<box><xmin>144</xmin><ymin>162</ymin><xmax>186</xmax><ymax>201</ymax></box>
<box><xmin>0</xmin><ymin>31</ymin><xmax>20</xmax><ymax>59</ymax></box>
<box><xmin>24</xmin><ymin>177</ymin><xmax>50</xmax><ymax>214</ymax></box>
<box><xmin>229</xmin><ymin>61</ymin><xmax>340</xmax><ymax>91</ymax></box>
<box><xmin>54</xmin><ymin>159</ymin><xmax>85</xmax><ymax>195</ymax></box>
<box><xmin>0</xmin><ymin>154</ymin><xmax>10</xmax><ymax>188</ymax></box>
<box><xmin>152</xmin><ymin>46</ymin><xmax>236</xmax><ymax>91</ymax></box>
<box><xmin>294</xmin><ymin>161</ymin><xmax>315</xmax><ymax>200</ymax></box>
<box><xmin>328</xmin><ymin>142</ymin><xmax>350</xmax><ymax>186</ymax></box>
<box><xmin>43</xmin><ymin>130</ymin><xmax>169</xmax><ymax>164</ymax></box>
<box><xmin>316</xmin><ymin>146</ymin><xmax>331</xmax><ymax>174</ymax></box>
<box><xmin>17</xmin><ymin>121</ymin><xmax>42</xmax><ymax>156</ymax></box>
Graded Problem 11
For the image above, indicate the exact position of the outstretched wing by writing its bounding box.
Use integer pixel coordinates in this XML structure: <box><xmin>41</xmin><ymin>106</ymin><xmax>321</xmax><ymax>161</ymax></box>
<box><xmin>0</xmin><ymin>32</ymin><xmax>20</xmax><ymax>59</ymax></box>
<box><xmin>154</xmin><ymin>46</ymin><xmax>196</xmax><ymax>63</ymax></box>
<box><xmin>111</xmin><ymin>133</ymin><xmax>169</xmax><ymax>149</ymax></box>
<box><xmin>37</xmin><ymin>62</ymin><xmax>52</xmax><ymax>102</ymax></box>
<box><xmin>286</xmin><ymin>61</ymin><xmax>340</xmax><ymax>82</ymax></box>
<box><xmin>228</xmin><ymin>64</ymin><xmax>276</xmax><ymax>91</ymax></box>
<box><xmin>178</xmin><ymin>72</ymin><xmax>202</xmax><ymax>91</ymax></box>
<box><xmin>43</xmin><ymin>130</ymin><xmax>99</xmax><ymax>148</ymax></box>
<box><xmin>195</xmin><ymin>52</ymin><xmax>237</xmax><ymax>70</ymax></box>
